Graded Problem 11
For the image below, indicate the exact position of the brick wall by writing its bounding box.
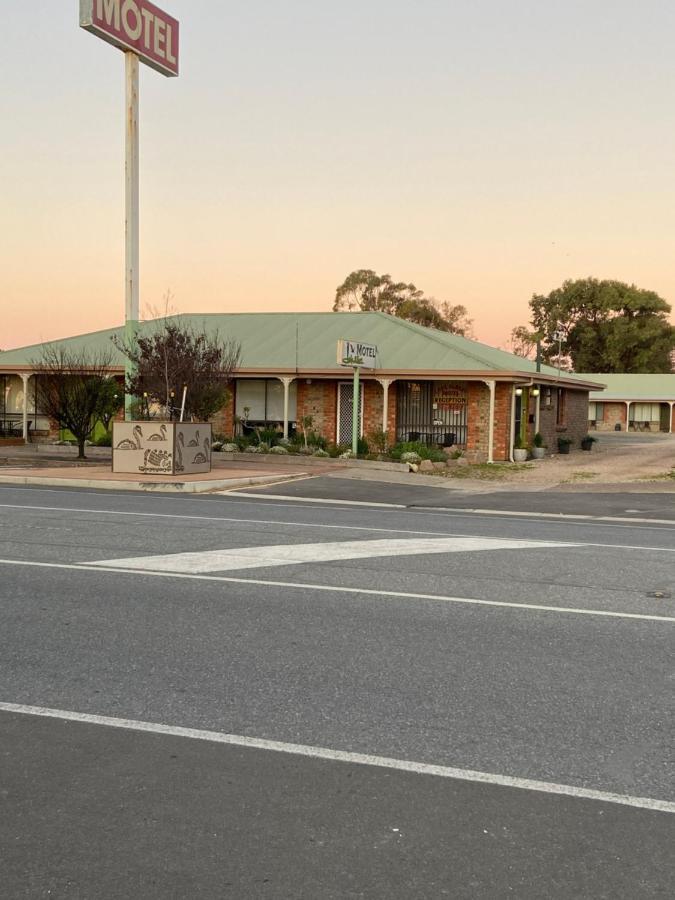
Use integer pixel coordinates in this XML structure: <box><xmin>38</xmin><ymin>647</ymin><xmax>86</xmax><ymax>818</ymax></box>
<box><xmin>591</xmin><ymin>401</ymin><xmax>626</xmax><ymax>432</ymax></box>
<box><xmin>465</xmin><ymin>382</ymin><xmax>512</xmax><ymax>462</ymax></box>
<box><xmin>210</xmin><ymin>383</ymin><xmax>235</xmax><ymax>438</ymax></box>
<box><xmin>297</xmin><ymin>380</ymin><xmax>337</xmax><ymax>443</ymax></box>
<box><xmin>557</xmin><ymin>389</ymin><xmax>590</xmax><ymax>449</ymax></box>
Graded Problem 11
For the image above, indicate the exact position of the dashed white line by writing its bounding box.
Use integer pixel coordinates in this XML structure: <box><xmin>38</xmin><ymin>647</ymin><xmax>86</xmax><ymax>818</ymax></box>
<box><xmin>1</xmin><ymin>702</ymin><xmax>673</xmax><ymax>814</ymax></box>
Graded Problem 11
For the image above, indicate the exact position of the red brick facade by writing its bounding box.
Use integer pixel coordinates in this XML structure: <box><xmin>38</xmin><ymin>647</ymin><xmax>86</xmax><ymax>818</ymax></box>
<box><xmin>210</xmin><ymin>377</ymin><xmax>590</xmax><ymax>461</ymax></box>
<box><xmin>297</xmin><ymin>380</ymin><xmax>338</xmax><ymax>443</ymax></box>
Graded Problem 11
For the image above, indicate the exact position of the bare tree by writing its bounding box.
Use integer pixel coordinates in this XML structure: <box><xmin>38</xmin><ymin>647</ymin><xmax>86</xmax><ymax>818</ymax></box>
<box><xmin>114</xmin><ymin>318</ymin><xmax>241</xmax><ymax>422</ymax></box>
<box><xmin>32</xmin><ymin>346</ymin><xmax>118</xmax><ymax>459</ymax></box>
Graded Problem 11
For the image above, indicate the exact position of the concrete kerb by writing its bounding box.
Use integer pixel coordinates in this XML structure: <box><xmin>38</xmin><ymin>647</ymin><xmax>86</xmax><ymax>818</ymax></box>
<box><xmin>0</xmin><ymin>472</ymin><xmax>308</xmax><ymax>494</ymax></box>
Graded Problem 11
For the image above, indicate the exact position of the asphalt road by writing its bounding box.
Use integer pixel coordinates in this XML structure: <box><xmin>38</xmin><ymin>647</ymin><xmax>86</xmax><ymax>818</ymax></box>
<box><xmin>0</xmin><ymin>484</ymin><xmax>674</xmax><ymax>898</ymax></box>
<box><xmin>232</xmin><ymin>472</ymin><xmax>675</xmax><ymax>519</ymax></box>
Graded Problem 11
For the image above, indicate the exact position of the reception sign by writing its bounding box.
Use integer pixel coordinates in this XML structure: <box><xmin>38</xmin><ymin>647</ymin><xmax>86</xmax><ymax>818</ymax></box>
<box><xmin>80</xmin><ymin>0</ymin><xmax>179</xmax><ymax>76</ymax></box>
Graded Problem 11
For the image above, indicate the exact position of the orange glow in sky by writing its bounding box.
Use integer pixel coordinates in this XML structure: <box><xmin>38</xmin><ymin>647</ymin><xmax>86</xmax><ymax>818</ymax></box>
<box><xmin>2</xmin><ymin>1</ymin><xmax>674</xmax><ymax>352</ymax></box>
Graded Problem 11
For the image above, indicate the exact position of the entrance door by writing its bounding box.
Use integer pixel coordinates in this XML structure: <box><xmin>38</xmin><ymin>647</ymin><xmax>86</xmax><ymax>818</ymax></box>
<box><xmin>659</xmin><ymin>403</ymin><xmax>670</xmax><ymax>433</ymax></box>
<box><xmin>337</xmin><ymin>382</ymin><xmax>363</xmax><ymax>445</ymax></box>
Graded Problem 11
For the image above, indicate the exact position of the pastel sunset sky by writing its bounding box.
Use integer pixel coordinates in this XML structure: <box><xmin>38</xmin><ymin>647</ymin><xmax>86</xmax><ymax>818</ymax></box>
<box><xmin>2</xmin><ymin>0</ymin><xmax>674</xmax><ymax>351</ymax></box>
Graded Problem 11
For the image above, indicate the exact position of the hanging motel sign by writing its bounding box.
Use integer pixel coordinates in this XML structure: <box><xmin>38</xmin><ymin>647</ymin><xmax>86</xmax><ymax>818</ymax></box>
<box><xmin>337</xmin><ymin>339</ymin><xmax>378</xmax><ymax>368</ymax></box>
<box><xmin>80</xmin><ymin>0</ymin><xmax>179</xmax><ymax>76</ymax></box>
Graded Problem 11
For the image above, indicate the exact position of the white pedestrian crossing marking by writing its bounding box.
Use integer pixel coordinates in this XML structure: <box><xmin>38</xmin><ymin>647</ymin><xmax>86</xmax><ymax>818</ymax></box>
<box><xmin>90</xmin><ymin>537</ymin><xmax>577</xmax><ymax>574</ymax></box>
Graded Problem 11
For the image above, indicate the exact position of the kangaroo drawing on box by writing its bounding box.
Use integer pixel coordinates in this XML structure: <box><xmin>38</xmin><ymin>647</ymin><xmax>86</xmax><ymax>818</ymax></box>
<box><xmin>115</xmin><ymin>424</ymin><xmax>143</xmax><ymax>449</ymax></box>
<box><xmin>147</xmin><ymin>423</ymin><xmax>168</xmax><ymax>442</ymax></box>
<box><xmin>192</xmin><ymin>436</ymin><xmax>211</xmax><ymax>465</ymax></box>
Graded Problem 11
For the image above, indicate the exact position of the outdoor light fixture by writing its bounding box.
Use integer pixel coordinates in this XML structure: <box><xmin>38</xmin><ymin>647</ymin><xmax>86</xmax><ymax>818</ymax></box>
<box><xmin>532</xmin><ymin>387</ymin><xmax>540</xmax><ymax>397</ymax></box>
<box><xmin>515</xmin><ymin>388</ymin><xmax>523</xmax><ymax>396</ymax></box>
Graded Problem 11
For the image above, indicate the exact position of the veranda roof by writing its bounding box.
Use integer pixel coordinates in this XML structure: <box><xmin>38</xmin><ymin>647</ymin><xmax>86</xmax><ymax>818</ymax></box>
<box><xmin>1</xmin><ymin>312</ymin><xmax>602</xmax><ymax>388</ymax></box>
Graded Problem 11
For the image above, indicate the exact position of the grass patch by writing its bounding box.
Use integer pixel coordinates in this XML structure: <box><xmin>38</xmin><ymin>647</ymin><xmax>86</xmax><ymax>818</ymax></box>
<box><xmin>637</xmin><ymin>470</ymin><xmax>675</xmax><ymax>481</ymax></box>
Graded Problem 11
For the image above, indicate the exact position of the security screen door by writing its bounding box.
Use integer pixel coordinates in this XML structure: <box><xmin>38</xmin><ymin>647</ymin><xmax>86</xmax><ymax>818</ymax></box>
<box><xmin>337</xmin><ymin>382</ymin><xmax>363</xmax><ymax>445</ymax></box>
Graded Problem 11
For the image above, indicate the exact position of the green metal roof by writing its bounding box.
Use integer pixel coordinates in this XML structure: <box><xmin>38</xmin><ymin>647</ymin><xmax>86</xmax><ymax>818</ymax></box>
<box><xmin>0</xmin><ymin>311</ymin><xmax>598</xmax><ymax>384</ymax></box>
<box><xmin>578</xmin><ymin>373</ymin><xmax>675</xmax><ymax>401</ymax></box>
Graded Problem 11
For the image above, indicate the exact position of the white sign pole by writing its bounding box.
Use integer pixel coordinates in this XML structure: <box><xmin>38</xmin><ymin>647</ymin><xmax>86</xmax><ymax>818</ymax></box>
<box><xmin>124</xmin><ymin>50</ymin><xmax>140</xmax><ymax>420</ymax></box>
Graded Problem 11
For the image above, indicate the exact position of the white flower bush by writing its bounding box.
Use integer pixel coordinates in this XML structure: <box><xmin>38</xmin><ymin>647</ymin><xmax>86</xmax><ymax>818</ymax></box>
<box><xmin>270</xmin><ymin>445</ymin><xmax>289</xmax><ymax>454</ymax></box>
<box><xmin>221</xmin><ymin>442</ymin><xmax>239</xmax><ymax>453</ymax></box>
<box><xmin>312</xmin><ymin>448</ymin><xmax>329</xmax><ymax>457</ymax></box>
<box><xmin>401</xmin><ymin>451</ymin><xmax>421</xmax><ymax>464</ymax></box>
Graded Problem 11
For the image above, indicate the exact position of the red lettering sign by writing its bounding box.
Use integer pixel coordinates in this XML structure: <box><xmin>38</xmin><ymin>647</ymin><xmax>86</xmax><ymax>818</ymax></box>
<box><xmin>80</xmin><ymin>0</ymin><xmax>179</xmax><ymax>77</ymax></box>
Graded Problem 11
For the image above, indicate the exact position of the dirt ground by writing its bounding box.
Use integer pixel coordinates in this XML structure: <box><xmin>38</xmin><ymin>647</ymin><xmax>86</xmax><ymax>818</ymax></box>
<box><xmin>444</xmin><ymin>432</ymin><xmax>675</xmax><ymax>490</ymax></box>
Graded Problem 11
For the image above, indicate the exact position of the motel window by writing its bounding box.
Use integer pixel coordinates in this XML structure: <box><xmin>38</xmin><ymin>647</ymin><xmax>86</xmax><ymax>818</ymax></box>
<box><xmin>630</xmin><ymin>403</ymin><xmax>660</xmax><ymax>424</ymax></box>
<box><xmin>589</xmin><ymin>402</ymin><xmax>604</xmax><ymax>422</ymax></box>
<box><xmin>235</xmin><ymin>379</ymin><xmax>297</xmax><ymax>423</ymax></box>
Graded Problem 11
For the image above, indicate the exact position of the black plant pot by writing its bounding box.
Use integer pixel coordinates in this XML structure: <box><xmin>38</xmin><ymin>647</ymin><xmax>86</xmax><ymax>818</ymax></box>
<box><xmin>558</xmin><ymin>443</ymin><xmax>571</xmax><ymax>455</ymax></box>
<box><xmin>581</xmin><ymin>440</ymin><xmax>593</xmax><ymax>451</ymax></box>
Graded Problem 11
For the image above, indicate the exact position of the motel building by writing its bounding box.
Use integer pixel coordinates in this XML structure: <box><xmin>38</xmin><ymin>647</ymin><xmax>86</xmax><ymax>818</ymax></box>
<box><xmin>0</xmin><ymin>312</ymin><xmax>603</xmax><ymax>460</ymax></box>
<box><xmin>579</xmin><ymin>373</ymin><xmax>675</xmax><ymax>434</ymax></box>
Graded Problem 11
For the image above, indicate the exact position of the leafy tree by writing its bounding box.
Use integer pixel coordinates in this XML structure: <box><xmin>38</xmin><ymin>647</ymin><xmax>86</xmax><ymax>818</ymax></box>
<box><xmin>517</xmin><ymin>278</ymin><xmax>674</xmax><ymax>372</ymax></box>
<box><xmin>115</xmin><ymin>318</ymin><xmax>241</xmax><ymax>421</ymax></box>
<box><xmin>333</xmin><ymin>269</ymin><xmax>473</xmax><ymax>336</ymax></box>
<box><xmin>95</xmin><ymin>378</ymin><xmax>124</xmax><ymax>431</ymax></box>
<box><xmin>32</xmin><ymin>346</ymin><xmax>117</xmax><ymax>459</ymax></box>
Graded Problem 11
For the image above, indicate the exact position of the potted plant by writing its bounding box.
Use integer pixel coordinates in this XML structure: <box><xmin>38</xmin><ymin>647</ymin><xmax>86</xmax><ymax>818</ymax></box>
<box><xmin>513</xmin><ymin>434</ymin><xmax>528</xmax><ymax>462</ymax></box>
<box><xmin>581</xmin><ymin>434</ymin><xmax>597</xmax><ymax>451</ymax></box>
<box><xmin>557</xmin><ymin>436</ymin><xmax>572</xmax><ymax>455</ymax></box>
<box><xmin>532</xmin><ymin>432</ymin><xmax>546</xmax><ymax>459</ymax></box>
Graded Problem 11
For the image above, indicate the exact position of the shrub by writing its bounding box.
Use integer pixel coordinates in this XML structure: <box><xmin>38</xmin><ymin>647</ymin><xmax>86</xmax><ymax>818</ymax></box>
<box><xmin>327</xmin><ymin>443</ymin><xmax>346</xmax><ymax>458</ymax></box>
<box><xmin>401</xmin><ymin>451</ymin><xmax>422</xmax><ymax>464</ymax></box>
<box><xmin>270</xmin><ymin>445</ymin><xmax>289</xmax><ymax>454</ymax></box>
<box><xmin>357</xmin><ymin>437</ymin><xmax>369</xmax><ymax>456</ymax></box>
<box><xmin>256</xmin><ymin>426</ymin><xmax>281</xmax><ymax>447</ymax></box>
<box><xmin>312</xmin><ymin>448</ymin><xmax>329</xmax><ymax>457</ymax></box>
<box><xmin>368</xmin><ymin>429</ymin><xmax>389</xmax><ymax>453</ymax></box>
<box><xmin>94</xmin><ymin>432</ymin><xmax>112</xmax><ymax>447</ymax></box>
<box><xmin>221</xmin><ymin>442</ymin><xmax>239</xmax><ymax>452</ymax></box>
<box><xmin>533</xmin><ymin>432</ymin><xmax>545</xmax><ymax>448</ymax></box>
<box><xmin>390</xmin><ymin>441</ymin><xmax>446</xmax><ymax>463</ymax></box>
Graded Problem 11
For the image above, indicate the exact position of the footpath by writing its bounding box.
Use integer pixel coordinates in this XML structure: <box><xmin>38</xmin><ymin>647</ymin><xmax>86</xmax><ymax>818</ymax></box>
<box><xmin>0</xmin><ymin>446</ymin><xmax>315</xmax><ymax>494</ymax></box>
<box><xmin>0</xmin><ymin>434</ymin><xmax>673</xmax><ymax>517</ymax></box>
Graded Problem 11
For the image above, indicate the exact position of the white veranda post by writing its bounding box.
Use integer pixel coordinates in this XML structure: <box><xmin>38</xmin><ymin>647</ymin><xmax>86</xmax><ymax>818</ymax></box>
<box><xmin>125</xmin><ymin>51</ymin><xmax>140</xmax><ymax>420</ymax></box>
<box><xmin>377</xmin><ymin>378</ymin><xmax>393</xmax><ymax>435</ymax></box>
<box><xmin>21</xmin><ymin>373</ymin><xmax>31</xmax><ymax>442</ymax></box>
<box><xmin>280</xmin><ymin>377</ymin><xmax>295</xmax><ymax>439</ymax></box>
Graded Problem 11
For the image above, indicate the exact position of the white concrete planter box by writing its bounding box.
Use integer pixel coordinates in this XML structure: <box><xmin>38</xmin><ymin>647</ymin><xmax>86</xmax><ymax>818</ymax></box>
<box><xmin>112</xmin><ymin>422</ymin><xmax>212</xmax><ymax>475</ymax></box>
<box><xmin>513</xmin><ymin>448</ymin><xmax>528</xmax><ymax>462</ymax></box>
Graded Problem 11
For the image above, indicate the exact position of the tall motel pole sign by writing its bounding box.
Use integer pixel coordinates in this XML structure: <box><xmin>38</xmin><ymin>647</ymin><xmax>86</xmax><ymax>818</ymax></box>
<box><xmin>79</xmin><ymin>0</ymin><xmax>179</xmax><ymax>418</ymax></box>
<box><xmin>337</xmin><ymin>340</ymin><xmax>378</xmax><ymax>456</ymax></box>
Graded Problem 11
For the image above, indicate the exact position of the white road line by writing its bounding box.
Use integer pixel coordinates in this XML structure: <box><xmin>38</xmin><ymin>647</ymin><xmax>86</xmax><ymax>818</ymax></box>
<box><xmin>90</xmin><ymin>537</ymin><xmax>577</xmax><ymax>574</ymax></box>
<box><xmin>224</xmin><ymin>491</ymin><xmax>675</xmax><ymax>526</ymax></box>
<box><xmin>225</xmin><ymin>491</ymin><xmax>406</xmax><ymax>508</ymax></box>
<box><xmin>0</xmin><ymin>557</ymin><xmax>674</xmax><ymax>623</ymax></box>
<box><xmin>1</xmin><ymin>501</ymin><xmax>675</xmax><ymax>553</ymax></box>
<box><xmin>1</xmin><ymin>702</ymin><xmax>672</xmax><ymax>814</ymax></box>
